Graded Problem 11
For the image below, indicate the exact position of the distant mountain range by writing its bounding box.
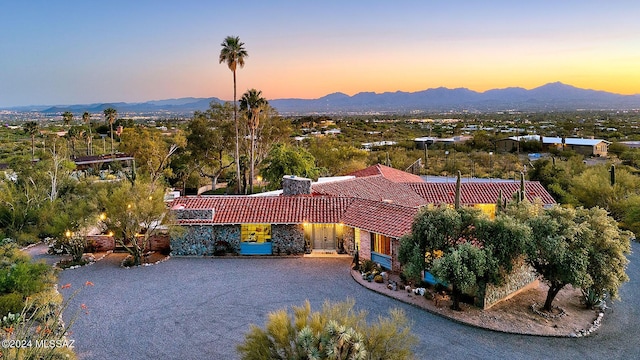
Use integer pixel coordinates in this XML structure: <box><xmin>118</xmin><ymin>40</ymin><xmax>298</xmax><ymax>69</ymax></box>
<box><xmin>5</xmin><ymin>82</ymin><xmax>640</xmax><ymax>115</ymax></box>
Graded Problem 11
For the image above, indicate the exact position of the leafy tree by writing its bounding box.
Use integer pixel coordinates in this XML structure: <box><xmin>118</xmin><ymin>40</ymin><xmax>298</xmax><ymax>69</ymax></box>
<box><xmin>103</xmin><ymin>107</ymin><xmax>117</xmax><ymax>154</ymax></box>
<box><xmin>251</xmin><ymin>106</ymin><xmax>292</xmax><ymax>176</ymax></box>
<box><xmin>522</xmin><ymin>205</ymin><xmax>591</xmax><ymax>311</ymax></box>
<box><xmin>219</xmin><ymin>35</ymin><xmax>248</xmax><ymax>194</ymax></box>
<box><xmin>118</xmin><ymin>126</ymin><xmax>184</xmax><ymax>186</ymax></box>
<box><xmin>99</xmin><ymin>180</ymin><xmax>168</xmax><ymax>266</ymax></box>
<box><xmin>23</xmin><ymin>121</ymin><xmax>39</xmax><ymax>161</ymax></box>
<box><xmin>431</xmin><ymin>243</ymin><xmax>491</xmax><ymax>311</ymax></box>
<box><xmin>260</xmin><ymin>143</ymin><xmax>322</xmax><ymax>190</ymax></box>
<box><xmin>475</xmin><ymin>214</ymin><xmax>531</xmax><ymax>276</ymax></box>
<box><xmin>306</xmin><ymin>138</ymin><xmax>369</xmax><ymax>176</ymax></box>
<box><xmin>240</xmin><ymin>89</ymin><xmax>268</xmax><ymax>194</ymax></box>
<box><xmin>569</xmin><ymin>164</ymin><xmax>640</xmax><ymax>223</ymax></box>
<box><xmin>237</xmin><ymin>299</ymin><xmax>416</xmax><ymax>360</ymax></box>
<box><xmin>62</xmin><ymin>111</ymin><xmax>73</xmax><ymax>127</ymax></box>
<box><xmin>577</xmin><ymin>206</ymin><xmax>632</xmax><ymax>308</ymax></box>
<box><xmin>185</xmin><ymin>103</ymin><xmax>235</xmax><ymax>191</ymax></box>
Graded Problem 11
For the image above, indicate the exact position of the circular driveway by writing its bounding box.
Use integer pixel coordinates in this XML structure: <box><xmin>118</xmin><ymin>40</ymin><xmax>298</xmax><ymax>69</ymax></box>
<box><xmin>60</xmin><ymin>243</ymin><xmax>640</xmax><ymax>359</ymax></box>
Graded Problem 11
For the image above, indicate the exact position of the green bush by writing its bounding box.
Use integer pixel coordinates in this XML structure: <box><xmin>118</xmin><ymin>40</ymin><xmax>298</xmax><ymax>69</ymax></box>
<box><xmin>0</xmin><ymin>261</ymin><xmax>51</xmax><ymax>296</ymax></box>
<box><xmin>0</xmin><ymin>292</ymin><xmax>24</xmax><ymax>317</ymax></box>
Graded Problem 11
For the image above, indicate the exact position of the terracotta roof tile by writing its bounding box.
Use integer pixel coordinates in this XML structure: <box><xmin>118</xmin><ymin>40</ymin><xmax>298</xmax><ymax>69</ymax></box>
<box><xmin>341</xmin><ymin>199</ymin><xmax>418</xmax><ymax>239</ymax></box>
<box><xmin>348</xmin><ymin>164</ymin><xmax>424</xmax><ymax>183</ymax></box>
<box><xmin>312</xmin><ymin>176</ymin><xmax>427</xmax><ymax>207</ymax></box>
<box><xmin>171</xmin><ymin>196</ymin><xmax>353</xmax><ymax>225</ymax></box>
<box><xmin>409</xmin><ymin>182</ymin><xmax>556</xmax><ymax>206</ymax></box>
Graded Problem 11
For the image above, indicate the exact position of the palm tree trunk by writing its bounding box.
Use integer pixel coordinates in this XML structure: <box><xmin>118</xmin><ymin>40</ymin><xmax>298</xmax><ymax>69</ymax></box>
<box><xmin>31</xmin><ymin>136</ymin><xmax>35</xmax><ymax>161</ymax></box>
<box><xmin>110</xmin><ymin>123</ymin><xmax>114</xmax><ymax>154</ymax></box>
<box><xmin>233</xmin><ymin>70</ymin><xmax>241</xmax><ymax>194</ymax></box>
<box><xmin>250</xmin><ymin>128</ymin><xmax>255</xmax><ymax>194</ymax></box>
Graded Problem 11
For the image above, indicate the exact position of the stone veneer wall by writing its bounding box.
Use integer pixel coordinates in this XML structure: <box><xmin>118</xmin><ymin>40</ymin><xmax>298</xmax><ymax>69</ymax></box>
<box><xmin>481</xmin><ymin>258</ymin><xmax>538</xmax><ymax>309</ymax></box>
<box><xmin>174</xmin><ymin>209</ymin><xmax>213</xmax><ymax>220</ymax></box>
<box><xmin>213</xmin><ymin>225</ymin><xmax>241</xmax><ymax>253</ymax></box>
<box><xmin>171</xmin><ymin>225</ymin><xmax>240</xmax><ymax>255</ymax></box>
<box><xmin>391</xmin><ymin>238</ymin><xmax>401</xmax><ymax>273</ymax></box>
<box><xmin>342</xmin><ymin>227</ymin><xmax>355</xmax><ymax>255</ymax></box>
<box><xmin>271</xmin><ymin>224</ymin><xmax>305</xmax><ymax>255</ymax></box>
<box><xmin>171</xmin><ymin>225</ymin><xmax>214</xmax><ymax>255</ymax></box>
<box><xmin>282</xmin><ymin>176</ymin><xmax>312</xmax><ymax>195</ymax></box>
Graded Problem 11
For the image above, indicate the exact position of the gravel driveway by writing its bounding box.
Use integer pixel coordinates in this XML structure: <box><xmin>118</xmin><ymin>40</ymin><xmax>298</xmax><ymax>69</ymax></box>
<box><xmin>59</xmin><ymin>243</ymin><xmax>640</xmax><ymax>360</ymax></box>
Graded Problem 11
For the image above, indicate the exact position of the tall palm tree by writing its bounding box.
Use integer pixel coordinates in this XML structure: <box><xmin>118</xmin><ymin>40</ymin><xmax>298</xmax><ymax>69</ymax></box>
<box><xmin>82</xmin><ymin>111</ymin><xmax>92</xmax><ymax>155</ymax></box>
<box><xmin>23</xmin><ymin>121</ymin><xmax>39</xmax><ymax>161</ymax></box>
<box><xmin>240</xmin><ymin>89</ymin><xmax>267</xmax><ymax>194</ymax></box>
<box><xmin>62</xmin><ymin>111</ymin><xmax>73</xmax><ymax>127</ymax></box>
<box><xmin>219</xmin><ymin>35</ymin><xmax>248</xmax><ymax>194</ymax></box>
<box><xmin>66</xmin><ymin>126</ymin><xmax>81</xmax><ymax>158</ymax></box>
<box><xmin>103</xmin><ymin>107</ymin><xmax>117</xmax><ymax>154</ymax></box>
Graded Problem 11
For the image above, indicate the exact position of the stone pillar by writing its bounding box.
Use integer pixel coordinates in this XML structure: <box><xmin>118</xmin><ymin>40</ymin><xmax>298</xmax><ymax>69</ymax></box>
<box><xmin>282</xmin><ymin>176</ymin><xmax>312</xmax><ymax>196</ymax></box>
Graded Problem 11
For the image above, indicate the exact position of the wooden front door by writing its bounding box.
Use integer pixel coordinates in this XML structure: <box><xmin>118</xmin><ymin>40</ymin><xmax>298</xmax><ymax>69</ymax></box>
<box><xmin>312</xmin><ymin>224</ymin><xmax>335</xmax><ymax>250</ymax></box>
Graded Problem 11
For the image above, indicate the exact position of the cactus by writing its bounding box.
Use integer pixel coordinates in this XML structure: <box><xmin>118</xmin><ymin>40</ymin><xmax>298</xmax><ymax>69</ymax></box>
<box><xmin>519</xmin><ymin>171</ymin><xmax>526</xmax><ymax>202</ymax></box>
<box><xmin>455</xmin><ymin>170</ymin><xmax>461</xmax><ymax>210</ymax></box>
<box><xmin>610</xmin><ymin>164</ymin><xmax>615</xmax><ymax>186</ymax></box>
<box><xmin>496</xmin><ymin>189</ymin><xmax>504</xmax><ymax>214</ymax></box>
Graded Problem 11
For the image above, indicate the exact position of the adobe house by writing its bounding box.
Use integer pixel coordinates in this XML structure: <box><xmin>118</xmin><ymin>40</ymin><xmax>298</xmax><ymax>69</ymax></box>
<box><xmin>170</xmin><ymin>164</ymin><xmax>555</xmax><ymax>275</ymax></box>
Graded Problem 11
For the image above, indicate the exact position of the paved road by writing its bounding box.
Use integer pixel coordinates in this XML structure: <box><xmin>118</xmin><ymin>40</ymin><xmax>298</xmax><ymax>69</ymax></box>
<box><xmin>58</xmin><ymin>243</ymin><xmax>640</xmax><ymax>360</ymax></box>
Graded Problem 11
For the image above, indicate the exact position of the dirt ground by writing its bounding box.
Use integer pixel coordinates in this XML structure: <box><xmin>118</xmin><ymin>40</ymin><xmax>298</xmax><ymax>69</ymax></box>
<box><xmin>352</xmin><ymin>270</ymin><xmax>601</xmax><ymax>337</ymax></box>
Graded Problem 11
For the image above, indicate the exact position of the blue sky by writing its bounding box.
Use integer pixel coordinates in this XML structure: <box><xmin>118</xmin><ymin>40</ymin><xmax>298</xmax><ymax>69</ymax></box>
<box><xmin>2</xmin><ymin>1</ymin><xmax>639</xmax><ymax>107</ymax></box>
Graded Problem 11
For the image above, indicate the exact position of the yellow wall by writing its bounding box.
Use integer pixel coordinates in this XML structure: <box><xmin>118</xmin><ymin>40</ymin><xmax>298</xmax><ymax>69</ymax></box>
<box><xmin>241</xmin><ymin>224</ymin><xmax>271</xmax><ymax>243</ymax></box>
<box><xmin>474</xmin><ymin>203</ymin><xmax>496</xmax><ymax>219</ymax></box>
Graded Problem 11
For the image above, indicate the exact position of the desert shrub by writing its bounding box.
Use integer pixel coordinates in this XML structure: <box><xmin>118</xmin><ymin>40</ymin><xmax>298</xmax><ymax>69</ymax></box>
<box><xmin>0</xmin><ymin>292</ymin><xmax>24</xmax><ymax>317</ymax></box>
<box><xmin>360</xmin><ymin>259</ymin><xmax>379</xmax><ymax>273</ymax></box>
<box><xmin>0</xmin><ymin>261</ymin><xmax>52</xmax><ymax>296</ymax></box>
<box><xmin>237</xmin><ymin>299</ymin><xmax>417</xmax><ymax>360</ymax></box>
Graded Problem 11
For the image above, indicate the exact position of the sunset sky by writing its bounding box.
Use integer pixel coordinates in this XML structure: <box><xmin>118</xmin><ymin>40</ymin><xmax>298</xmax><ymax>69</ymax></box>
<box><xmin>2</xmin><ymin>1</ymin><xmax>639</xmax><ymax>107</ymax></box>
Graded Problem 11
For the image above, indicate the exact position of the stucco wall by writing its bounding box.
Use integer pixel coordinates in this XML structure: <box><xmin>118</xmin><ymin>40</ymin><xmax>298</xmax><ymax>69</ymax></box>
<box><xmin>272</xmin><ymin>224</ymin><xmax>305</xmax><ymax>255</ymax></box>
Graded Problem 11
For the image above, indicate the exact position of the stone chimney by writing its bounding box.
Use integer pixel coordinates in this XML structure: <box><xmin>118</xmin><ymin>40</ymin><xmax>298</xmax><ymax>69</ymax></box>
<box><xmin>282</xmin><ymin>175</ymin><xmax>312</xmax><ymax>196</ymax></box>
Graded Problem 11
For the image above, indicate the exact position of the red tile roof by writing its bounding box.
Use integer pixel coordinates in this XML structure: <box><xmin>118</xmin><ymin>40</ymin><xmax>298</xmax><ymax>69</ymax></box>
<box><xmin>312</xmin><ymin>175</ymin><xmax>427</xmax><ymax>207</ymax></box>
<box><xmin>348</xmin><ymin>164</ymin><xmax>424</xmax><ymax>183</ymax></box>
<box><xmin>408</xmin><ymin>182</ymin><xmax>556</xmax><ymax>206</ymax></box>
<box><xmin>341</xmin><ymin>199</ymin><xmax>419</xmax><ymax>239</ymax></box>
<box><xmin>172</xmin><ymin>196</ymin><xmax>353</xmax><ymax>225</ymax></box>
<box><xmin>172</xmin><ymin>167</ymin><xmax>556</xmax><ymax>239</ymax></box>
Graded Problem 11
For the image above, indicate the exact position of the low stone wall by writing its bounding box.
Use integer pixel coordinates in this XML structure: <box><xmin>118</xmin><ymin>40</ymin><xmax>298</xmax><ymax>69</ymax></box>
<box><xmin>481</xmin><ymin>258</ymin><xmax>538</xmax><ymax>309</ymax></box>
<box><xmin>147</xmin><ymin>234</ymin><xmax>170</xmax><ymax>253</ymax></box>
<box><xmin>87</xmin><ymin>235</ymin><xmax>115</xmax><ymax>252</ymax></box>
<box><xmin>271</xmin><ymin>224</ymin><xmax>305</xmax><ymax>255</ymax></box>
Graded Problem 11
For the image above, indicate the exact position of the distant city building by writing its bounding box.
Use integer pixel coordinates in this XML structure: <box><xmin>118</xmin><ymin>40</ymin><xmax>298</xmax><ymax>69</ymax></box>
<box><xmin>414</xmin><ymin>136</ymin><xmax>471</xmax><ymax>150</ymax></box>
<box><xmin>495</xmin><ymin>135</ymin><xmax>610</xmax><ymax>157</ymax></box>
